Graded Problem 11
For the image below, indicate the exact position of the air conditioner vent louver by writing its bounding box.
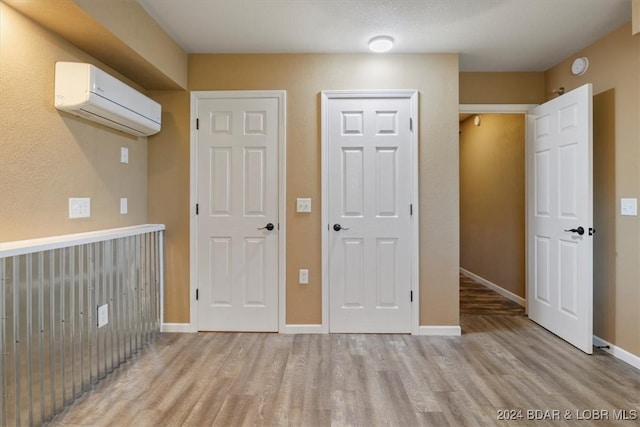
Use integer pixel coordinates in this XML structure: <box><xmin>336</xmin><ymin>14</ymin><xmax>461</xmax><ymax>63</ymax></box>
<box><xmin>54</xmin><ymin>62</ymin><xmax>161</xmax><ymax>137</ymax></box>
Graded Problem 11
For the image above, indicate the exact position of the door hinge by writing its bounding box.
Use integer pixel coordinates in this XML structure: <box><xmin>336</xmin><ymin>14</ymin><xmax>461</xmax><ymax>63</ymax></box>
<box><xmin>196</xmin><ymin>118</ymin><xmax>199</xmax><ymax>130</ymax></box>
<box><xmin>410</xmin><ymin>291</ymin><xmax>413</xmax><ymax>302</ymax></box>
<box><xmin>410</xmin><ymin>204</ymin><xmax>413</xmax><ymax>216</ymax></box>
<box><xmin>196</xmin><ymin>289</ymin><xmax>199</xmax><ymax>300</ymax></box>
<box><xmin>196</xmin><ymin>203</ymin><xmax>199</xmax><ymax>215</ymax></box>
<box><xmin>409</xmin><ymin>117</ymin><xmax>413</xmax><ymax>131</ymax></box>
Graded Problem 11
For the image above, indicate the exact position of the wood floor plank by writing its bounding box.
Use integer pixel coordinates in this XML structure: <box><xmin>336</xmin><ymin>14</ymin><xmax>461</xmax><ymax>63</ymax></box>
<box><xmin>48</xmin><ymin>276</ymin><xmax>639</xmax><ymax>426</ymax></box>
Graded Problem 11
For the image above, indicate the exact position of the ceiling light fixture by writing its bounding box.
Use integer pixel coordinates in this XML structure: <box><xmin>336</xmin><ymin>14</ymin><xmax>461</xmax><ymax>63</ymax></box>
<box><xmin>368</xmin><ymin>36</ymin><xmax>394</xmax><ymax>53</ymax></box>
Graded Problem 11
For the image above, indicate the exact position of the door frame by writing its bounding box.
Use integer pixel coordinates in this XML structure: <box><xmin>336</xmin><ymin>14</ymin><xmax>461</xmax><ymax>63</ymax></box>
<box><xmin>321</xmin><ymin>90</ymin><xmax>420</xmax><ymax>334</ymax></box>
<box><xmin>459</xmin><ymin>104</ymin><xmax>537</xmax><ymax>311</ymax></box>
<box><xmin>189</xmin><ymin>90</ymin><xmax>287</xmax><ymax>332</ymax></box>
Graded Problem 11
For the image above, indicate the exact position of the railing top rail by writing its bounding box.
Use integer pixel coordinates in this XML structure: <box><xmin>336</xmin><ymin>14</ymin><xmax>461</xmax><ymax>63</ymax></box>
<box><xmin>0</xmin><ymin>224</ymin><xmax>165</xmax><ymax>258</ymax></box>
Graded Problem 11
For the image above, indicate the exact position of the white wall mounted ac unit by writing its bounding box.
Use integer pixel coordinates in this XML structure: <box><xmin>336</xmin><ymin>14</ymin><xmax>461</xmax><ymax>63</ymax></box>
<box><xmin>54</xmin><ymin>62</ymin><xmax>161</xmax><ymax>137</ymax></box>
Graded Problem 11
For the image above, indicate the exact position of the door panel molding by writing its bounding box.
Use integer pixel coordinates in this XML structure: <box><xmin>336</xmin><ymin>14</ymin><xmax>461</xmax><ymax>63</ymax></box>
<box><xmin>321</xmin><ymin>90</ymin><xmax>419</xmax><ymax>334</ymax></box>
<box><xmin>190</xmin><ymin>90</ymin><xmax>286</xmax><ymax>332</ymax></box>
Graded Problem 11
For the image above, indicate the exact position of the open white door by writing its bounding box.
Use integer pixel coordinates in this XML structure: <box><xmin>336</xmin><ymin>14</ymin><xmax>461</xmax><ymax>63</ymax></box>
<box><xmin>527</xmin><ymin>84</ymin><xmax>593</xmax><ymax>354</ymax></box>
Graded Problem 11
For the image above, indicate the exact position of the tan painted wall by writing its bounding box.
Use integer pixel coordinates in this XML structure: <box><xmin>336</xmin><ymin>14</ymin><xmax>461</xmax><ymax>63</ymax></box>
<box><xmin>74</xmin><ymin>0</ymin><xmax>188</xmax><ymax>89</ymax></box>
<box><xmin>592</xmin><ymin>89</ymin><xmax>617</xmax><ymax>345</ymax></box>
<box><xmin>4</xmin><ymin>0</ymin><xmax>185</xmax><ymax>90</ymax></box>
<box><xmin>459</xmin><ymin>114</ymin><xmax>525</xmax><ymax>298</ymax></box>
<box><xmin>147</xmin><ymin>90</ymin><xmax>191</xmax><ymax>323</ymax></box>
<box><xmin>634</xmin><ymin>0</ymin><xmax>639</xmax><ymax>35</ymax></box>
<box><xmin>0</xmin><ymin>4</ymin><xmax>148</xmax><ymax>242</ymax></box>
<box><xmin>459</xmin><ymin>72</ymin><xmax>545</xmax><ymax>105</ymax></box>
<box><xmin>149</xmin><ymin>54</ymin><xmax>461</xmax><ymax>325</ymax></box>
<box><xmin>546</xmin><ymin>22</ymin><xmax>639</xmax><ymax>356</ymax></box>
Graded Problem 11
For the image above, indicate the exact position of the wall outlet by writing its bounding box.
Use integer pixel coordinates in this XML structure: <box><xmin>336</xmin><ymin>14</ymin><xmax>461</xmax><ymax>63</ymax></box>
<box><xmin>299</xmin><ymin>269</ymin><xmax>309</xmax><ymax>285</ymax></box>
<box><xmin>97</xmin><ymin>304</ymin><xmax>108</xmax><ymax>328</ymax></box>
<box><xmin>120</xmin><ymin>147</ymin><xmax>129</xmax><ymax>164</ymax></box>
<box><xmin>296</xmin><ymin>198</ymin><xmax>311</xmax><ymax>213</ymax></box>
<box><xmin>69</xmin><ymin>198</ymin><xmax>90</xmax><ymax>218</ymax></box>
<box><xmin>120</xmin><ymin>197</ymin><xmax>128</xmax><ymax>214</ymax></box>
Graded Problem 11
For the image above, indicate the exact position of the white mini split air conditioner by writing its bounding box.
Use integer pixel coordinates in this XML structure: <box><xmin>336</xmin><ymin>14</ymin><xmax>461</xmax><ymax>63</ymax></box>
<box><xmin>54</xmin><ymin>62</ymin><xmax>161</xmax><ymax>136</ymax></box>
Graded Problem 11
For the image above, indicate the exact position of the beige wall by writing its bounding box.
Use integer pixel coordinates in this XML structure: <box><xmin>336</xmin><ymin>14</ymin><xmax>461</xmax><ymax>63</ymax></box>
<box><xmin>546</xmin><ymin>22</ymin><xmax>640</xmax><ymax>356</ymax></box>
<box><xmin>75</xmin><ymin>0</ymin><xmax>188</xmax><ymax>89</ymax></box>
<box><xmin>459</xmin><ymin>114</ymin><xmax>525</xmax><ymax>298</ymax></box>
<box><xmin>0</xmin><ymin>4</ymin><xmax>148</xmax><ymax>242</ymax></box>
<box><xmin>149</xmin><ymin>54</ymin><xmax>461</xmax><ymax>325</ymax></box>
<box><xmin>592</xmin><ymin>89</ymin><xmax>617</xmax><ymax>346</ymax></box>
<box><xmin>147</xmin><ymin>90</ymin><xmax>191</xmax><ymax>324</ymax></box>
<box><xmin>459</xmin><ymin>72</ymin><xmax>545</xmax><ymax>105</ymax></box>
<box><xmin>634</xmin><ymin>0</ymin><xmax>639</xmax><ymax>35</ymax></box>
<box><xmin>4</xmin><ymin>0</ymin><xmax>186</xmax><ymax>90</ymax></box>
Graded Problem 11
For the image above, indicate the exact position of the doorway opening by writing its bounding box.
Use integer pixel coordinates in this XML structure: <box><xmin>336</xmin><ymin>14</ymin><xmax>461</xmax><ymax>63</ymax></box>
<box><xmin>458</xmin><ymin>105</ymin><xmax>535</xmax><ymax>317</ymax></box>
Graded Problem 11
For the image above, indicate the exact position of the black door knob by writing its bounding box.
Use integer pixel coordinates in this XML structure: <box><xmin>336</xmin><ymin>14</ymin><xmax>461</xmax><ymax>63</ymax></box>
<box><xmin>258</xmin><ymin>223</ymin><xmax>275</xmax><ymax>231</ymax></box>
<box><xmin>564</xmin><ymin>226</ymin><xmax>585</xmax><ymax>236</ymax></box>
<box><xmin>333</xmin><ymin>224</ymin><xmax>350</xmax><ymax>231</ymax></box>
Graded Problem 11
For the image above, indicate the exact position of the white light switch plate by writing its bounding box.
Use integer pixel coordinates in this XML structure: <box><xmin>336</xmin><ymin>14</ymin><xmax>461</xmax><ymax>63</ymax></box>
<box><xmin>120</xmin><ymin>197</ymin><xmax>128</xmax><ymax>214</ymax></box>
<box><xmin>296</xmin><ymin>198</ymin><xmax>311</xmax><ymax>213</ymax></box>
<box><xmin>621</xmin><ymin>198</ymin><xmax>637</xmax><ymax>216</ymax></box>
<box><xmin>69</xmin><ymin>198</ymin><xmax>90</xmax><ymax>218</ymax></box>
<box><xmin>97</xmin><ymin>304</ymin><xmax>108</xmax><ymax>328</ymax></box>
<box><xmin>120</xmin><ymin>147</ymin><xmax>129</xmax><ymax>164</ymax></box>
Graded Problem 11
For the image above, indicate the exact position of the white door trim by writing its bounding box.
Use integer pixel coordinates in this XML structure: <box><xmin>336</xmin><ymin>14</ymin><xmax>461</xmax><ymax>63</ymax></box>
<box><xmin>321</xmin><ymin>90</ymin><xmax>419</xmax><ymax>334</ymax></box>
<box><xmin>189</xmin><ymin>90</ymin><xmax>287</xmax><ymax>333</ymax></box>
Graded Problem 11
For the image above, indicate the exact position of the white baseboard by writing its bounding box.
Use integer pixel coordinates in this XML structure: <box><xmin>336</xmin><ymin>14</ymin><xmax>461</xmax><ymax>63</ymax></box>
<box><xmin>280</xmin><ymin>324</ymin><xmax>326</xmax><ymax>334</ymax></box>
<box><xmin>593</xmin><ymin>336</ymin><xmax>640</xmax><ymax>370</ymax></box>
<box><xmin>460</xmin><ymin>268</ymin><xmax>526</xmax><ymax>307</ymax></box>
<box><xmin>415</xmin><ymin>325</ymin><xmax>462</xmax><ymax>336</ymax></box>
<box><xmin>161</xmin><ymin>323</ymin><xmax>196</xmax><ymax>333</ymax></box>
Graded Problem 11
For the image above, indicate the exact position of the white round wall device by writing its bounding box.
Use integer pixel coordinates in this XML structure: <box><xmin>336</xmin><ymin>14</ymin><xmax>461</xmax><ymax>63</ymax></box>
<box><xmin>571</xmin><ymin>57</ymin><xmax>589</xmax><ymax>76</ymax></box>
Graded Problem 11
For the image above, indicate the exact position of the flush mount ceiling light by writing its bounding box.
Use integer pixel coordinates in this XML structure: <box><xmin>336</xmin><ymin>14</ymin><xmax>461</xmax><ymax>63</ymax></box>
<box><xmin>368</xmin><ymin>36</ymin><xmax>394</xmax><ymax>53</ymax></box>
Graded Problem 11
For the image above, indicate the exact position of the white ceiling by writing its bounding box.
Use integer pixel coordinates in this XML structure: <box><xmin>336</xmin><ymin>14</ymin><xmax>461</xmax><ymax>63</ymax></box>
<box><xmin>136</xmin><ymin>0</ymin><xmax>631</xmax><ymax>71</ymax></box>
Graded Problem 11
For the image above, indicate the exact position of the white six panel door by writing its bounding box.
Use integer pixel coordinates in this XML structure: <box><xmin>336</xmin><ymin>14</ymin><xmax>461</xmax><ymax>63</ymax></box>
<box><xmin>327</xmin><ymin>96</ymin><xmax>413</xmax><ymax>333</ymax></box>
<box><xmin>197</xmin><ymin>97</ymin><xmax>279</xmax><ymax>331</ymax></box>
<box><xmin>527</xmin><ymin>84</ymin><xmax>593</xmax><ymax>354</ymax></box>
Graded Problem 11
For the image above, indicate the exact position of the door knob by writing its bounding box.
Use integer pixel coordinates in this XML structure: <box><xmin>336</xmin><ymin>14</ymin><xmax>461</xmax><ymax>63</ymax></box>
<box><xmin>333</xmin><ymin>224</ymin><xmax>350</xmax><ymax>231</ymax></box>
<box><xmin>564</xmin><ymin>226</ymin><xmax>585</xmax><ymax>236</ymax></box>
<box><xmin>258</xmin><ymin>223</ymin><xmax>275</xmax><ymax>231</ymax></box>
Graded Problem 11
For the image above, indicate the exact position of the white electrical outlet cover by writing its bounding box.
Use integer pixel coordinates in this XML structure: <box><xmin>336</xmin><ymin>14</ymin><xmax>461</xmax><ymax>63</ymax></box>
<box><xmin>120</xmin><ymin>197</ymin><xmax>128</xmax><ymax>214</ymax></box>
<box><xmin>621</xmin><ymin>198</ymin><xmax>637</xmax><ymax>216</ymax></box>
<box><xmin>97</xmin><ymin>304</ymin><xmax>108</xmax><ymax>328</ymax></box>
<box><xmin>299</xmin><ymin>269</ymin><xmax>309</xmax><ymax>284</ymax></box>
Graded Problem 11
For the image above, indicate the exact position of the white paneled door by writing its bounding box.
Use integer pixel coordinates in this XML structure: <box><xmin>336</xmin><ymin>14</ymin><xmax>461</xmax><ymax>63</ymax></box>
<box><xmin>196</xmin><ymin>94</ymin><xmax>281</xmax><ymax>331</ymax></box>
<box><xmin>527</xmin><ymin>84</ymin><xmax>593</xmax><ymax>354</ymax></box>
<box><xmin>324</xmin><ymin>92</ymin><xmax>417</xmax><ymax>333</ymax></box>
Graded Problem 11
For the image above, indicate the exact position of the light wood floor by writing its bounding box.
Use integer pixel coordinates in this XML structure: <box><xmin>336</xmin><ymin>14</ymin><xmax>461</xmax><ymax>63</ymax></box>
<box><xmin>49</xmin><ymin>315</ymin><xmax>639</xmax><ymax>426</ymax></box>
<box><xmin>48</xmin><ymin>274</ymin><xmax>634</xmax><ymax>426</ymax></box>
